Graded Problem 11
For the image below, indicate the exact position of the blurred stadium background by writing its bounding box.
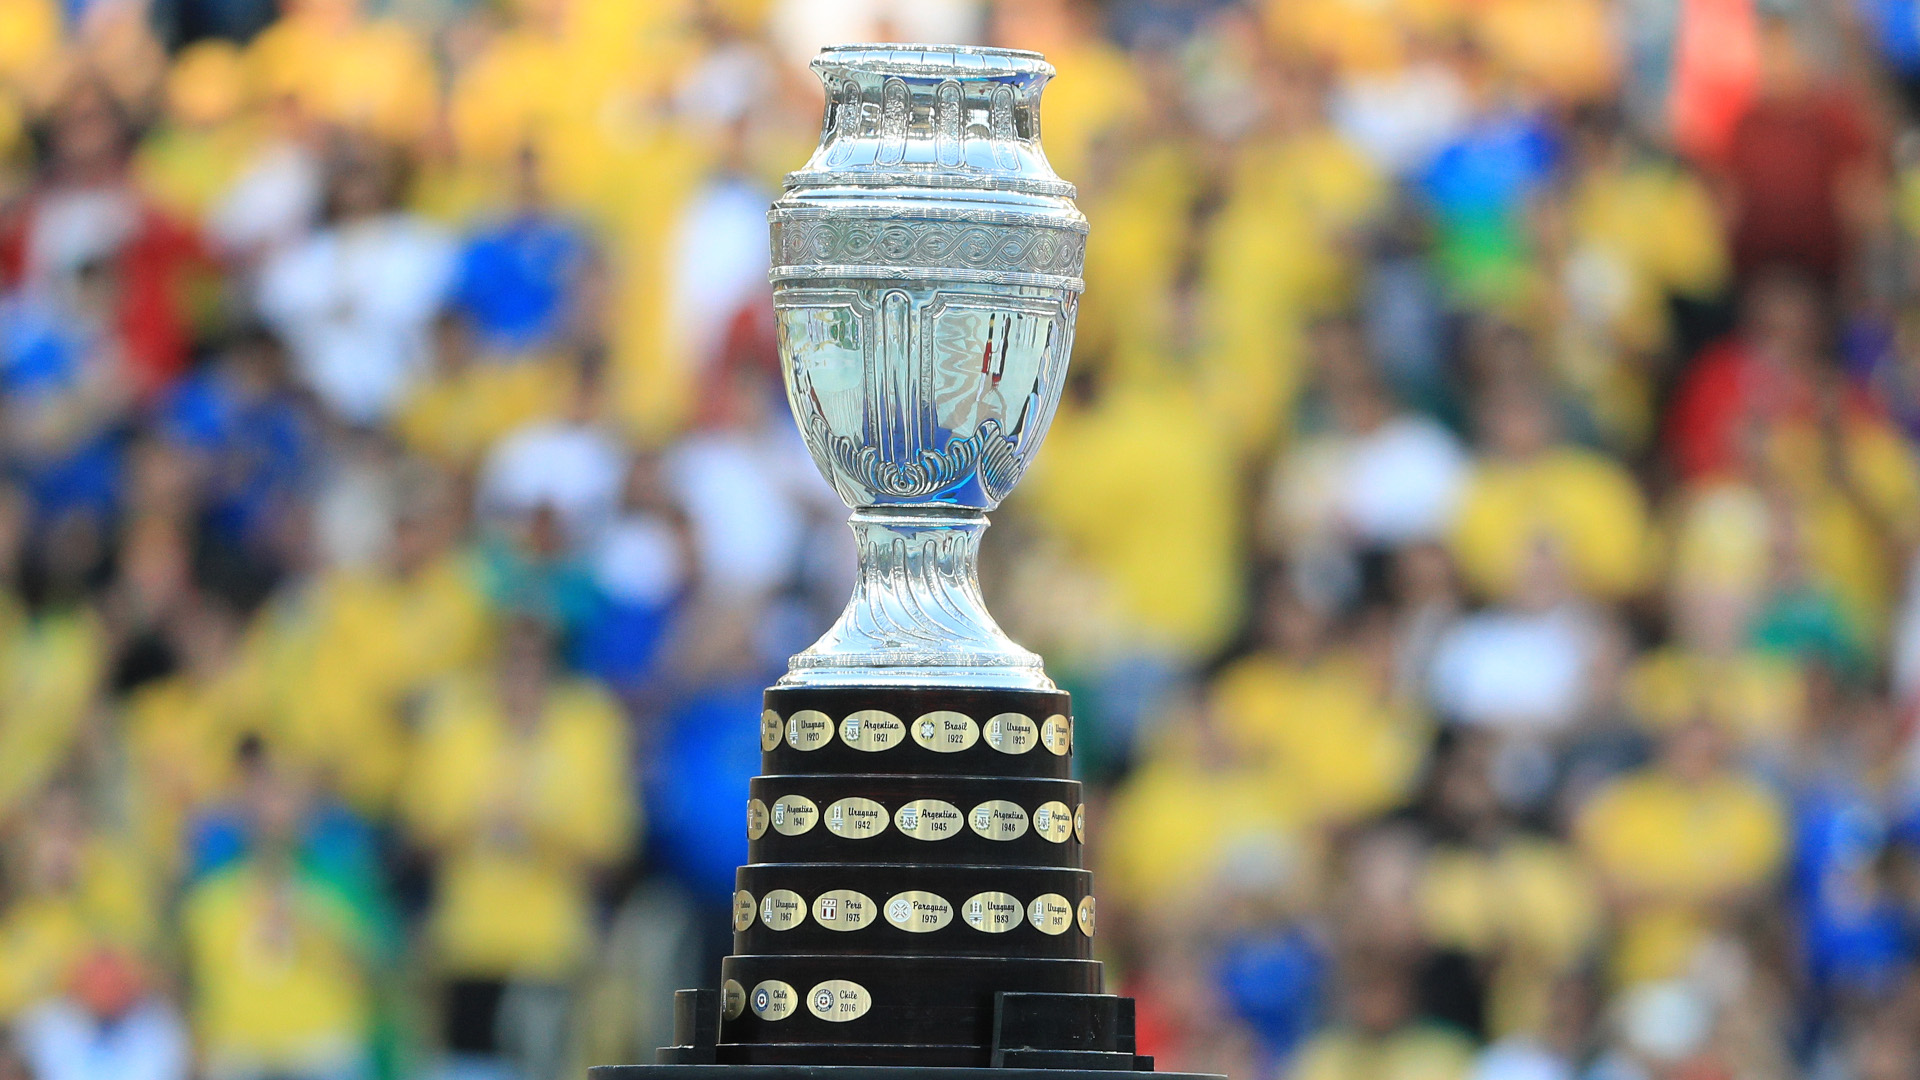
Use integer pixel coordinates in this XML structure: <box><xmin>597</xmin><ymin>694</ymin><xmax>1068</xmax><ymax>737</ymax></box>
<box><xmin>2</xmin><ymin>0</ymin><xmax>1920</xmax><ymax>1079</ymax></box>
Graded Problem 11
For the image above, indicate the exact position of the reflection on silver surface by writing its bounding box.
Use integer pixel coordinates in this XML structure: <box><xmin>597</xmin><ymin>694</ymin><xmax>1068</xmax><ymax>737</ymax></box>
<box><xmin>770</xmin><ymin>45</ymin><xmax>1086</xmax><ymax>689</ymax></box>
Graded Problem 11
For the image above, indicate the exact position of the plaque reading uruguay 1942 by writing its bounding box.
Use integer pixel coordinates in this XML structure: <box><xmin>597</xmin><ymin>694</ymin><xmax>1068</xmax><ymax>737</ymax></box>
<box><xmin>824</xmin><ymin>797</ymin><xmax>888</xmax><ymax>839</ymax></box>
<box><xmin>615</xmin><ymin>43</ymin><xmax>1223</xmax><ymax>1080</ymax></box>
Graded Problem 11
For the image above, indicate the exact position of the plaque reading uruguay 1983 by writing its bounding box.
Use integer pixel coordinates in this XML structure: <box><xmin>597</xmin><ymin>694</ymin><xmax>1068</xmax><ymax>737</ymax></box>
<box><xmin>962</xmin><ymin>891</ymin><xmax>1024</xmax><ymax>933</ymax></box>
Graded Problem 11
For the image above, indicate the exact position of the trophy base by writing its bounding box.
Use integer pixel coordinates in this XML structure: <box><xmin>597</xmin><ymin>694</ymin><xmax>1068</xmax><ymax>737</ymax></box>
<box><xmin>602</xmin><ymin>989</ymin><xmax>1223</xmax><ymax>1077</ymax></box>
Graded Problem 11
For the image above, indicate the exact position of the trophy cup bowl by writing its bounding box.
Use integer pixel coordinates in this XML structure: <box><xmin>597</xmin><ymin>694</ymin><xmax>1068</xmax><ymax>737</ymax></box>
<box><xmin>770</xmin><ymin>45</ymin><xmax>1087</xmax><ymax>690</ymax></box>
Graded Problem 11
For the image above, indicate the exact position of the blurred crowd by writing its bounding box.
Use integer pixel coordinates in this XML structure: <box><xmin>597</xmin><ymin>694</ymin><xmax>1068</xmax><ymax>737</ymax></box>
<box><xmin>4</xmin><ymin>0</ymin><xmax>1920</xmax><ymax>1079</ymax></box>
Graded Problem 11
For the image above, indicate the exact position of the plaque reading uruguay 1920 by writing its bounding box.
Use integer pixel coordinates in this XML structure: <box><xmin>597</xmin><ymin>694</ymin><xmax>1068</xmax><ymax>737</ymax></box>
<box><xmin>594</xmin><ymin>42</ymin><xmax>1223</xmax><ymax>1080</ymax></box>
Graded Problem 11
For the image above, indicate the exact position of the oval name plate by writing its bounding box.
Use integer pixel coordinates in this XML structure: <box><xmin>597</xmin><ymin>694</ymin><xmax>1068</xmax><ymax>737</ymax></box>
<box><xmin>840</xmin><ymin>709</ymin><xmax>905</xmax><ymax>752</ymax></box>
<box><xmin>969</xmin><ymin>799</ymin><xmax>1030</xmax><ymax>841</ymax></box>
<box><xmin>895</xmin><ymin>799</ymin><xmax>965</xmax><ymax>841</ymax></box>
<box><xmin>962</xmin><ymin>891</ymin><xmax>1025</xmax><ymax>933</ymax></box>
<box><xmin>983</xmin><ymin>712</ymin><xmax>1039</xmax><ymax>754</ymax></box>
<box><xmin>732</xmin><ymin>889</ymin><xmax>756</xmax><ymax>932</ymax></box>
<box><xmin>1040</xmin><ymin>713</ymin><xmax>1071</xmax><ymax>756</ymax></box>
<box><xmin>812</xmin><ymin>889</ymin><xmax>876</xmax><ymax>931</ymax></box>
<box><xmin>785</xmin><ymin>709</ymin><xmax>833</xmax><ymax>751</ymax></box>
<box><xmin>912</xmin><ymin>710</ymin><xmax>980</xmax><ymax>752</ymax></box>
<box><xmin>760</xmin><ymin>710</ymin><xmax>783</xmax><ymax>752</ymax></box>
<box><xmin>1033</xmin><ymin>800</ymin><xmax>1073</xmax><ymax>844</ymax></box>
<box><xmin>746</xmin><ymin>798</ymin><xmax>769</xmax><ymax>840</ymax></box>
<box><xmin>771</xmin><ymin>795</ymin><xmax>818</xmax><ymax>836</ymax></box>
<box><xmin>807</xmin><ymin>979</ymin><xmax>872</xmax><ymax>1022</ymax></box>
<box><xmin>1075</xmin><ymin>803</ymin><xmax>1086</xmax><ymax>844</ymax></box>
<box><xmin>1078</xmin><ymin>895</ymin><xmax>1096</xmax><ymax>937</ymax></box>
<box><xmin>751</xmin><ymin>980</ymin><xmax>796</xmax><ymax>1020</ymax></box>
<box><xmin>759</xmin><ymin>889</ymin><xmax>807</xmax><ymax>931</ymax></box>
<box><xmin>1028</xmin><ymin>893</ymin><xmax>1073</xmax><ymax>935</ymax></box>
<box><xmin>825</xmin><ymin>797</ymin><xmax>888</xmax><ymax>839</ymax></box>
<box><xmin>723</xmin><ymin>979</ymin><xmax>746</xmax><ymax>1020</ymax></box>
<box><xmin>885</xmin><ymin>890</ymin><xmax>954</xmax><ymax>932</ymax></box>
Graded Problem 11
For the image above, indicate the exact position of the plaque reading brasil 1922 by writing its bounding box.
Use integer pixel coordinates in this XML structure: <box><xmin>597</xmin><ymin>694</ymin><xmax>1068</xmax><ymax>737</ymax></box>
<box><xmin>593</xmin><ymin>43</ymin><xmax>1224</xmax><ymax>1080</ymax></box>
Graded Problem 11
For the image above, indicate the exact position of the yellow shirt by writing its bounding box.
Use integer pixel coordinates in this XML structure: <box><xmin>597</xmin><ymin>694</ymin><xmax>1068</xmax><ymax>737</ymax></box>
<box><xmin>125</xmin><ymin>665</ymin><xmax>271</xmax><ymax>867</ymax></box>
<box><xmin>0</xmin><ymin>839</ymin><xmax>154</xmax><ymax>1019</ymax></box>
<box><xmin>0</xmin><ymin>606</ymin><xmax>102</xmax><ymax>820</ymax></box>
<box><xmin>1579</xmin><ymin>768</ymin><xmax>1786</xmax><ymax>983</ymax></box>
<box><xmin>1451</xmin><ymin>446</ymin><xmax>1652</xmax><ymax>600</ymax></box>
<box><xmin>1291</xmin><ymin>1026</ymin><xmax>1476</xmax><ymax>1080</ymax></box>
<box><xmin>1100</xmin><ymin>750</ymin><xmax>1294</xmax><ymax>919</ymax></box>
<box><xmin>395</xmin><ymin>359</ymin><xmax>571</xmax><ymax>469</ymax></box>
<box><xmin>183</xmin><ymin>865</ymin><xmax>371</xmax><ymax>1071</ymax></box>
<box><xmin>1198</xmin><ymin>129</ymin><xmax>1388</xmax><ymax>446</ymax></box>
<box><xmin>246</xmin><ymin>555</ymin><xmax>493</xmax><ymax>812</ymax></box>
<box><xmin>1624</xmin><ymin>648</ymin><xmax>1803</xmax><ymax>745</ymax></box>
<box><xmin>402</xmin><ymin>675</ymin><xmax>634</xmax><ymax>980</ymax></box>
<box><xmin>245</xmin><ymin>15</ymin><xmax>437</xmax><ymax>142</ymax></box>
<box><xmin>1210</xmin><ymin>654</ymin><xmax>1426</xmax><ymax>827</ymax></box>
<box><xmin>1022</xmin><ymin>376</ymin><xmax>1242</xmax><ymax>657</ymax></box>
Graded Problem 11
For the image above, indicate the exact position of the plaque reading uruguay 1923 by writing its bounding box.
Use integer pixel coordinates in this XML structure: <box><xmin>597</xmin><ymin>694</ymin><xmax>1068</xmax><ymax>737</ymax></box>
<box><xmin>617</xmin><ymin>43</ymin><xmax>1223</xmax><ymax>1080</ymax></box>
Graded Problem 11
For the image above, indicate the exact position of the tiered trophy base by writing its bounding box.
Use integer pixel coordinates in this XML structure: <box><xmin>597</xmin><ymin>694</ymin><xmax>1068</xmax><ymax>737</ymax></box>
<box><xmin>596</xmin><ymin>686</ymin><xmax>1222</xmax><ymax>1080</ymax></box>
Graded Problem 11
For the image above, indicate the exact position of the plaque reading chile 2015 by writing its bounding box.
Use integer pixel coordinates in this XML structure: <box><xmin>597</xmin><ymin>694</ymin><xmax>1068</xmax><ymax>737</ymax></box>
<box><xmin>594</xmin><ymin>44</ymin><xmax>1222</xmax><ymax>1080</ymax></box>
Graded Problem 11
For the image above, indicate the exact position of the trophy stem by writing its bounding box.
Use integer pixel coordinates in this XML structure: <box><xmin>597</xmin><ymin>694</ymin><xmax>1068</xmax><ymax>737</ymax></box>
<box><xmin>779</xmin><ymin>506</ymin><xmax>1052</xmax><ymax>690</ymax></box>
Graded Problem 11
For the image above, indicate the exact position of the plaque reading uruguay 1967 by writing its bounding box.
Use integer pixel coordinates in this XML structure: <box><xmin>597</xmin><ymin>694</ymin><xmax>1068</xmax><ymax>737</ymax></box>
<box><xmin>759</xmin><ymin>890</ymin><xmax>806</xmax><ymax>931</ymax></box>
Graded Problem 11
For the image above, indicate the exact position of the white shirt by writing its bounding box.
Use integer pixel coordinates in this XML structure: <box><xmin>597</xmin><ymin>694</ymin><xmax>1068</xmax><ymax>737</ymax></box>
<box><xmin>256</xmin><ymin>213</ymin><xmax>455</xmax><ymax>424</ymax></box>
<box><xmin>479</xmin><ymin>420</ymin><xmax>628</xmax><ymax>546</ymax></box>
<box><xmin>1428</xmin><ymin>605</ymin><xmax>1598</xmax><ymax>732</ymax></box>
<box><xmin>15</xmin><ymin>999</ymin><xmax>189</xmax><ymax>1080</ymax></box>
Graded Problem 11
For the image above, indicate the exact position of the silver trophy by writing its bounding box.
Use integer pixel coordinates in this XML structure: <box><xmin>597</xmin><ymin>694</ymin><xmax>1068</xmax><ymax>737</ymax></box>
<box><xmin>770</xmin><ymin>45</ymin><xmax>1087</xmax><ymax>691</ymax></box>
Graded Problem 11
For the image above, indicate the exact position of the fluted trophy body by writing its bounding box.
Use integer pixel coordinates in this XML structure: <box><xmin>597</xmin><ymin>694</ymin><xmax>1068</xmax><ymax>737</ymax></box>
<box><xmin>770</xmin><ymin>45</ymin><xmax>1086</xmax><ymax>690</ymax></box>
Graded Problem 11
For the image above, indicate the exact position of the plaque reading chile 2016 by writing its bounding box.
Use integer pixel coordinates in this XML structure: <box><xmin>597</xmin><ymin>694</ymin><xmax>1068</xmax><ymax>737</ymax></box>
<box><xmin>594</xmin><ymin>44</ymin><xmax>1222</xmax><ymax>1080</ymax></box>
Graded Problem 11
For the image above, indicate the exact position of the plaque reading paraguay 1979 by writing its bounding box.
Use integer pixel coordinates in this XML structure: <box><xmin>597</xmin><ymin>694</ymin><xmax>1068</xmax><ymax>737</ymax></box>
<box><xmin>609</xmin><ymin>43</ymin><xmax>1223</xmax><ymax>1080</ymax></box>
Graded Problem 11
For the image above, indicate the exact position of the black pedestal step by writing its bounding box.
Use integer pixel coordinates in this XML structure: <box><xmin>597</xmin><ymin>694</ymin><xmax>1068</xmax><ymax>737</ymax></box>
<box><xmin>646</xmin><ymin>990</ymin><xmax>1189</xmax><ymax>1074</ymax></box>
